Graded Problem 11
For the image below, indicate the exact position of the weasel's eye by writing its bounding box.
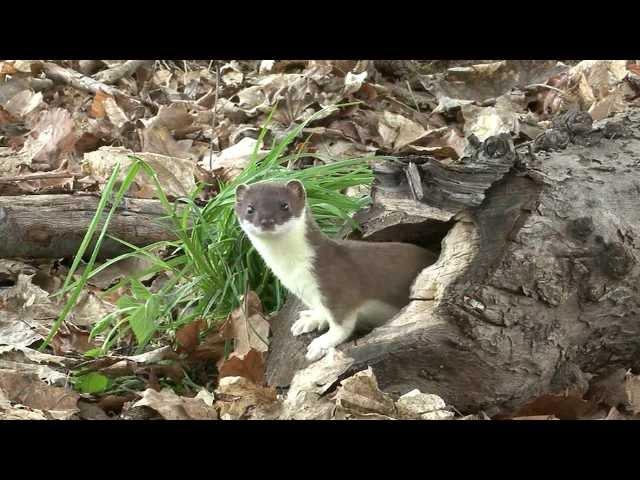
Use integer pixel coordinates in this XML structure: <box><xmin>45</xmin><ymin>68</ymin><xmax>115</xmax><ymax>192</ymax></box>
<box><xmin>280</xmin><ymin>202</ymin><xmax>289</xmax><ymax>211</ymax></box>
<box><xmin>246</xmin><ymin>205</ymin><xmax>255</xmax><ymax>215</ymax></box>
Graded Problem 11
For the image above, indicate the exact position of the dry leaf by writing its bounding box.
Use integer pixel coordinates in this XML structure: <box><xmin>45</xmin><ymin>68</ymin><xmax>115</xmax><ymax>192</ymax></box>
<box><xmin>0</xmin><ymin>273</ymin><xmax>58</xmax><ymax>347</ymax></box>
<box><xmin>89</xmin><ymin>90</ymin><xmax>109</xmax><ymax>119</ymax></box>
<box><xmin>103</xmin><ymin>95</ymin><xmax>129</xmax><ymax>129</ymax></box>
<box><xmin>82</xmin><ymin>146</ymin><xmax>198</xmax><ymax>199</ymax></box>
<box><xmin>461</xmin><ymin>104</ymin><xmax>512</xmax><ymax>141</ymax></box>
<box><xmin>50</xmin><ymin>323</ymin><xmax>97</xmax><ymax>356</ymax></box>
<box><xmin>215</xmin><ymin>375</ymin><xmax>278</xmax><ymax>420</ymax></box>
<box><xmin>0</xmin><ymin>369</ymin><xmax>79</xmax><ymax>412</ymax></box>
<box><xmin>202</xmin><ymin>137</ymin><xmax>268</xmax><ymax>181</ymax></box>
<box><xmin>132</xmin><ymin>388</ymin><xmax>218</xmax><ymax>420</ymax></box>
<box><xmin>175</xmin><ymin>319</ymin><xmax>204</xmax><ymax>354</ymax></box>
<box><xmin>218</xmin><ymin>349</ymin><xmax>265</xmax><ymax>385</ymax></box>
<box><xmin>395</xmin><ymin>389</ymin><xmax>453</xmax><ymax>420</ymax></box>
<box><xmin>226</xmin><ymin>291</ymin><xmax>270</xmax><ymax>358</ymax></box>
<box><xmin>377</xmin><ymin>111</ymin><xmax>428</xmax><ymax>151</ymax></box>
<box><xmin>334</xmin><ymin>367</ymin><xmax>396</xmax><ymax>418</ymax></box>
<box><xmin>28</xmin><ymin>108</ymin><xmax>77</xmax><ymax>168</ymax></box>
<box><xmin>5</xmin><ymin>90</ymin><xmax>43</xmax><ymax>118</ymax></box>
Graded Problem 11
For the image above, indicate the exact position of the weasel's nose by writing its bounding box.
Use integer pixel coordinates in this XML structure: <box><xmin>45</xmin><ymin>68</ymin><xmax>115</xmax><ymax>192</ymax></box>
<box><xmin>260</xmin><ymin>218</ymin><xmax>275</xmax><ymax>228</ymax></box>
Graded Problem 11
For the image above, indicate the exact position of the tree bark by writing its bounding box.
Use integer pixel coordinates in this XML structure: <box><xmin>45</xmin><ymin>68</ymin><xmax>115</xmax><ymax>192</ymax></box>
<box><xmin>265</xmin><ymin>108</ymin><xmax>640</xmax><ymax>416</ymax></box>
<box><xmin>0</xmin><ymin>194</ymin><xmax>175</xmax><ymax>259</ymax></box>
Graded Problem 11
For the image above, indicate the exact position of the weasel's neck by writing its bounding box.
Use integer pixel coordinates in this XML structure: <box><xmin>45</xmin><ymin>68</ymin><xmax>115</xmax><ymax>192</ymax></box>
<box><xmin>246</xmin><ymin>209</ymin><xmax>327</xmax><ymax>306</ymax></box>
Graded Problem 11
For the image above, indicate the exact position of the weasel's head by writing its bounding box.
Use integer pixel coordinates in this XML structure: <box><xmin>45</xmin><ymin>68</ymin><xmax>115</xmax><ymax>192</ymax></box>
<box><xmin>234</xmin><ymin>180</ymin><xmax>306</xmax><ymax>238</ymax></box>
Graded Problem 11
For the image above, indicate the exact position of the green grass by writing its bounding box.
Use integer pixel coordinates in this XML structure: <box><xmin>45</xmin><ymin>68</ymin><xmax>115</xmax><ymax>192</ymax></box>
<box><xmin>44</xmin><ymin>105</ymin><xmax>375</xmax><ymax>355</ymax></box>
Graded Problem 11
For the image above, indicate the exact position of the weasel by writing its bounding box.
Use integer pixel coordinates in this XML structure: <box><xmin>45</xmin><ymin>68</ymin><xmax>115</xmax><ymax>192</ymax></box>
<box><xmin>235</xmin><ymin>180</ymin><xmax>437</xmax><ymax>362</ymax></box>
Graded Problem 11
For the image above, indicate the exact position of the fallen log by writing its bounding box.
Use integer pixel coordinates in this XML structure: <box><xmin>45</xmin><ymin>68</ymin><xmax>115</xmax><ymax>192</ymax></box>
<box><xmin>266</xmin><ymin>108</ymin><xmax>640</xmax><ymax>416</ymax></box>
<box><xmin>0</xmin><ymin>194</ymin><xmax>175</xmax><ymax>259</ymax></box>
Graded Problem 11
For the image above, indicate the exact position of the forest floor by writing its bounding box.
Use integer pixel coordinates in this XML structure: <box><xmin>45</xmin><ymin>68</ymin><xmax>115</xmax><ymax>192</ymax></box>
<box><xmin>1</xmin><ymin>59</ymin><xmax>640</xmax><ymax>420</ymax></box>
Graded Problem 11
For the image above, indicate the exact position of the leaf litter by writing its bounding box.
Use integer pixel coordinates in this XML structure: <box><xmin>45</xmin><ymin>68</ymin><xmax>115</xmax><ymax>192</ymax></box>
<box><xmin>1</xmin><ymin>59</ymin><xmax>640</xmax><ymax>419</ymax></box>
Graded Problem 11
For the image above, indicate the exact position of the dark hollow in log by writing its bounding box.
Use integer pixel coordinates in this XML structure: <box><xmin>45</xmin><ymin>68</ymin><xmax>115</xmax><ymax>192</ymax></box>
<box><xmin>266</xmin><ymin>109</ymin><xmax>640</xmax><ymax>415</ymax></box>
<box><xmin>0</xmin><ymin>194</ymin><xmax>175</xmax><ymax>259</ymax></box>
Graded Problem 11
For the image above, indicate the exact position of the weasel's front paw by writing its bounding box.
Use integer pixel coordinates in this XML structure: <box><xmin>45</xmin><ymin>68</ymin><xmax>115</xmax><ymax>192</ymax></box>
<box><xmin>291</xmin><ymin>310</ymin><xmax>327</xmax><ymax>336</ymax></box>
<box><xmin>305</xmin><ymin>333</ymin><xmax>336</xmax><ymax>362</ymax></box>
<box><xmin>305</xmin><ymin>339</ymin><xmax>329</xmax><ymax>362</ymax></box>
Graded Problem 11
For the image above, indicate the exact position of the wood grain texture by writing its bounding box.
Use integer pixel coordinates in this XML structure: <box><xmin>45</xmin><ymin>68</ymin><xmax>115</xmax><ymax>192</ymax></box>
<box><xmin>0</xmin><ymin>194</ymin><xmax>174</xmax><ymax>259</ymax></box>
<box><xmin>266</xmin><ymin>109</ymin><xmax>640</xmax><ymax>415</ymax></box>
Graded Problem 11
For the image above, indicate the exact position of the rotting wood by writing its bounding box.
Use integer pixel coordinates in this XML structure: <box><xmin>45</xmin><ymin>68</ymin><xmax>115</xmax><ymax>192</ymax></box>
<box><xmin>266</xmin><ymin>108</ymin><xmax>640</xmax><ymax>416</ymax></box>
<box><xmin>0</xmin><ymin>194</ymin><xmax>175</xmax><ymax>259</ymax></box>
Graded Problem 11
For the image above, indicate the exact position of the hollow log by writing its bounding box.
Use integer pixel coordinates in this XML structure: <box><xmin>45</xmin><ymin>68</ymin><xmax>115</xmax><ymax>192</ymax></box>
<box><xmin>265</xmin><ymin>109</ymin><xmax>640</xmax><ymax>415</ymax></box>
<box><xmin>0</xmin><ymin>194</ymin><xmax>174</xmax><ymax>259</ymax></box>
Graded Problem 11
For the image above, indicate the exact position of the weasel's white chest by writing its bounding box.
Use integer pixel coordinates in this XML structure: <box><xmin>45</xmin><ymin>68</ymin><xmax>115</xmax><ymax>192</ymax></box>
<box><xmin>267</xmin><ymin>253</ymin><xmax>321</xmax><ymax>308</ymax></box>
<box><xmin>245</xmin><ymin>221</ymin><xmax>324</xmax><ymax>310</ymax></box>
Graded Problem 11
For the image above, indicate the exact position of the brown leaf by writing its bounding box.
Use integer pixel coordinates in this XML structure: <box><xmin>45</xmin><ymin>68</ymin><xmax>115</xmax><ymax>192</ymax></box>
<box><xmin>0</xmin><ymin>369</ymin><xmax>79</xmax><ymax>412</ymax></box>
<box><xmin>27</xmin><ymin>108</ymin><xmax>77</xmax><ymax>169</ymax></box>
<box><xmin>50</xmin><ymin>323</ymin><xmax>97</xmax><ymax>356</ymax></box>
<box><xmin>234</xmin><ymin>291</ymin><xmax>269</xmax><ymax>353</ymax></box>
<box><xmin>175</xmin><ymin>319</ymin><xmax>204</xmax><ymax>354</ymax></box>
<box><xmin>334</xmin><ymin>367</ymin><xmax>397</xmax><ymax>418</ymax></box>
<box><xmin>5</xmin><ymin>90</ymin><xmax>43</xmax><ymax>118</ymax></box>
<box><xmin>215</xmin><ymin>375</ymin><xmax>278</xmax><ymax>420</ymax></box>
<box><xmin>82</xmin><ymin>146</ymin><xmax>198</xmax><ymax>200</ymax></box>
<box><xmin>132</xmin><ymin>388</ymin><xmax>218</xmax><ymax>420</ymax></box>
<box><xmin>140</xmin><ymin>125</ymin><xmax>193</xmax><ymax>159</ymax></box>
<box><xmin>218</xmin><ymin>349</ymin><xmax>265</xmax><ymax>385</ymax></box>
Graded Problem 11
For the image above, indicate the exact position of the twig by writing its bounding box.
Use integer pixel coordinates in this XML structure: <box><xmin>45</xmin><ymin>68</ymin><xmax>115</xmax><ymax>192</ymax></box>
<box><xmin>93</xmin><ymin>60</ymin><xmax>153</xmax><ymax>85</ymax></box>
<box><xmin>406</xmin><ymin>80</ymin><xmax>420</xmax><ymax>113</ymax></box>
<box><xmin>525</xmin><ymin>83</ymin><xmax>570</xmax><ymax>97</ymax></box>
<box><xmin>208</xmin><ymin>62</ymin><xmax>221</xmax><ymax>170</ymax></box>
<box><xmin>0</xmin><ymin>171</ymin><xmax>75</xmax><ymax>183</ymax></box>
<box><xmin>42</xmin><ymin>61</ymin><xmax>155</xmax><ymax>109</ymax></box>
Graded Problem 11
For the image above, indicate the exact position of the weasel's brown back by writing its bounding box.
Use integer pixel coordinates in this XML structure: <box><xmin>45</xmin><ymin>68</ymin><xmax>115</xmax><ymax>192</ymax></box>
<box><xmin>310</xmin><ymin>236</ymin><xmax>437</xmax><ymax>320</ymax></box>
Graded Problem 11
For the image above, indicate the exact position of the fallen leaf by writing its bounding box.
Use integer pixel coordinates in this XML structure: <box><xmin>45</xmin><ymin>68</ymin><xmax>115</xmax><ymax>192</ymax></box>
<box><xmin>103</xmin><ymin>95</ymin><xmax>129</xmax><ymax>129</ymax></box>
<box><xmin>202</xmin><ymin>136</ymin><xmax>269</xmax><ymax>181</ymax></box>
<box><xmin>89</xmin><ymin>90</ymin><xmax>109</xmax><ymax>119</ymax></box>
<box><xmin>175</xmin><ymin>319</ymin><xmax>204</xmax><ymax>354</ymax></box>
<box><xmin>334</xmin><ymin>367</ymin><xmax>396</xmax><ymax>418</ymax></box>
<box><xmin>215</xmin><ymin>375</ymin><xmax>278</xmax><ymax>420</ymax></box>
<box><xmin>218</xmin><ymin>348</ymin><xmax>265</xmax><ymax>385</ymax></box>
<box><xmin>82</xmin><ymin>146</ymin><xmax>198</xmax><ymax>199</ymax></box>
<box><xmin>132</xmin><ymin>388</ymin><xmax>218</xmax><ymax>420</ymax></box>
<box><xmin>28</xmin><ymin>107</ymin><xmax>77</xmax><ymax>169</ymax></box>
<box><xmin>377</xmin><ymin>111</ymin><xmax>428</xmax><ymax>151</ymax></box>
<box><xmin>51</xmin><ymin>323</ymin><xmax>98</xmax><ymax>355</ymax></box>
<box><xmin>461</xmin><ymin>104</ymin><xmax>512</xmax><ymax>141</ymax></box>
<box><xmin>225</xmin><ymin>291</ymin><xmax>270</xmax><ymax>358</ymax></box>
<box><xmin>395</xmin><ymin>389</ymin><xmax>454</xmax><ymax>420</ymax></box>
<box><xmin>0</xmin><ymin>273</ymin><xmax>58</xmax><ymax>347</ymax></box>
<box><xmin>281</xmin><ymin>349</ymin><xmax>354</xmax><ymax>420</ymax></box>
<box><xmin>4</xmin><ymin>90</ymin><xmax>43</xmax><ymax>118</ymax></box>
<box><xmin>0</xmin><ymin>369</ymin><xmax>79</xmax><ymax>412</ymax></box>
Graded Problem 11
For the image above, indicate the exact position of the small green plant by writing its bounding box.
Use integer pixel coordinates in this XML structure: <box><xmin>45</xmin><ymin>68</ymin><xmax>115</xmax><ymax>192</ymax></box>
<box><xmin>44</xmin><ymin>105</ymin><xmax>375</xmax><ymax>355</ymax></box>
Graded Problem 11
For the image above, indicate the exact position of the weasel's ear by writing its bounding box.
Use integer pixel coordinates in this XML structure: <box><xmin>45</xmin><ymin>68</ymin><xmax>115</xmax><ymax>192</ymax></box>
<box><xmin>235</xmin><ymin>183</ymin><xmax>248</xmax><ymax>201</ymax></box>
<box><xmin>286</xmin><ymin>179</ymin><xmax>305</xmax><ymax>200</ymax></box>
